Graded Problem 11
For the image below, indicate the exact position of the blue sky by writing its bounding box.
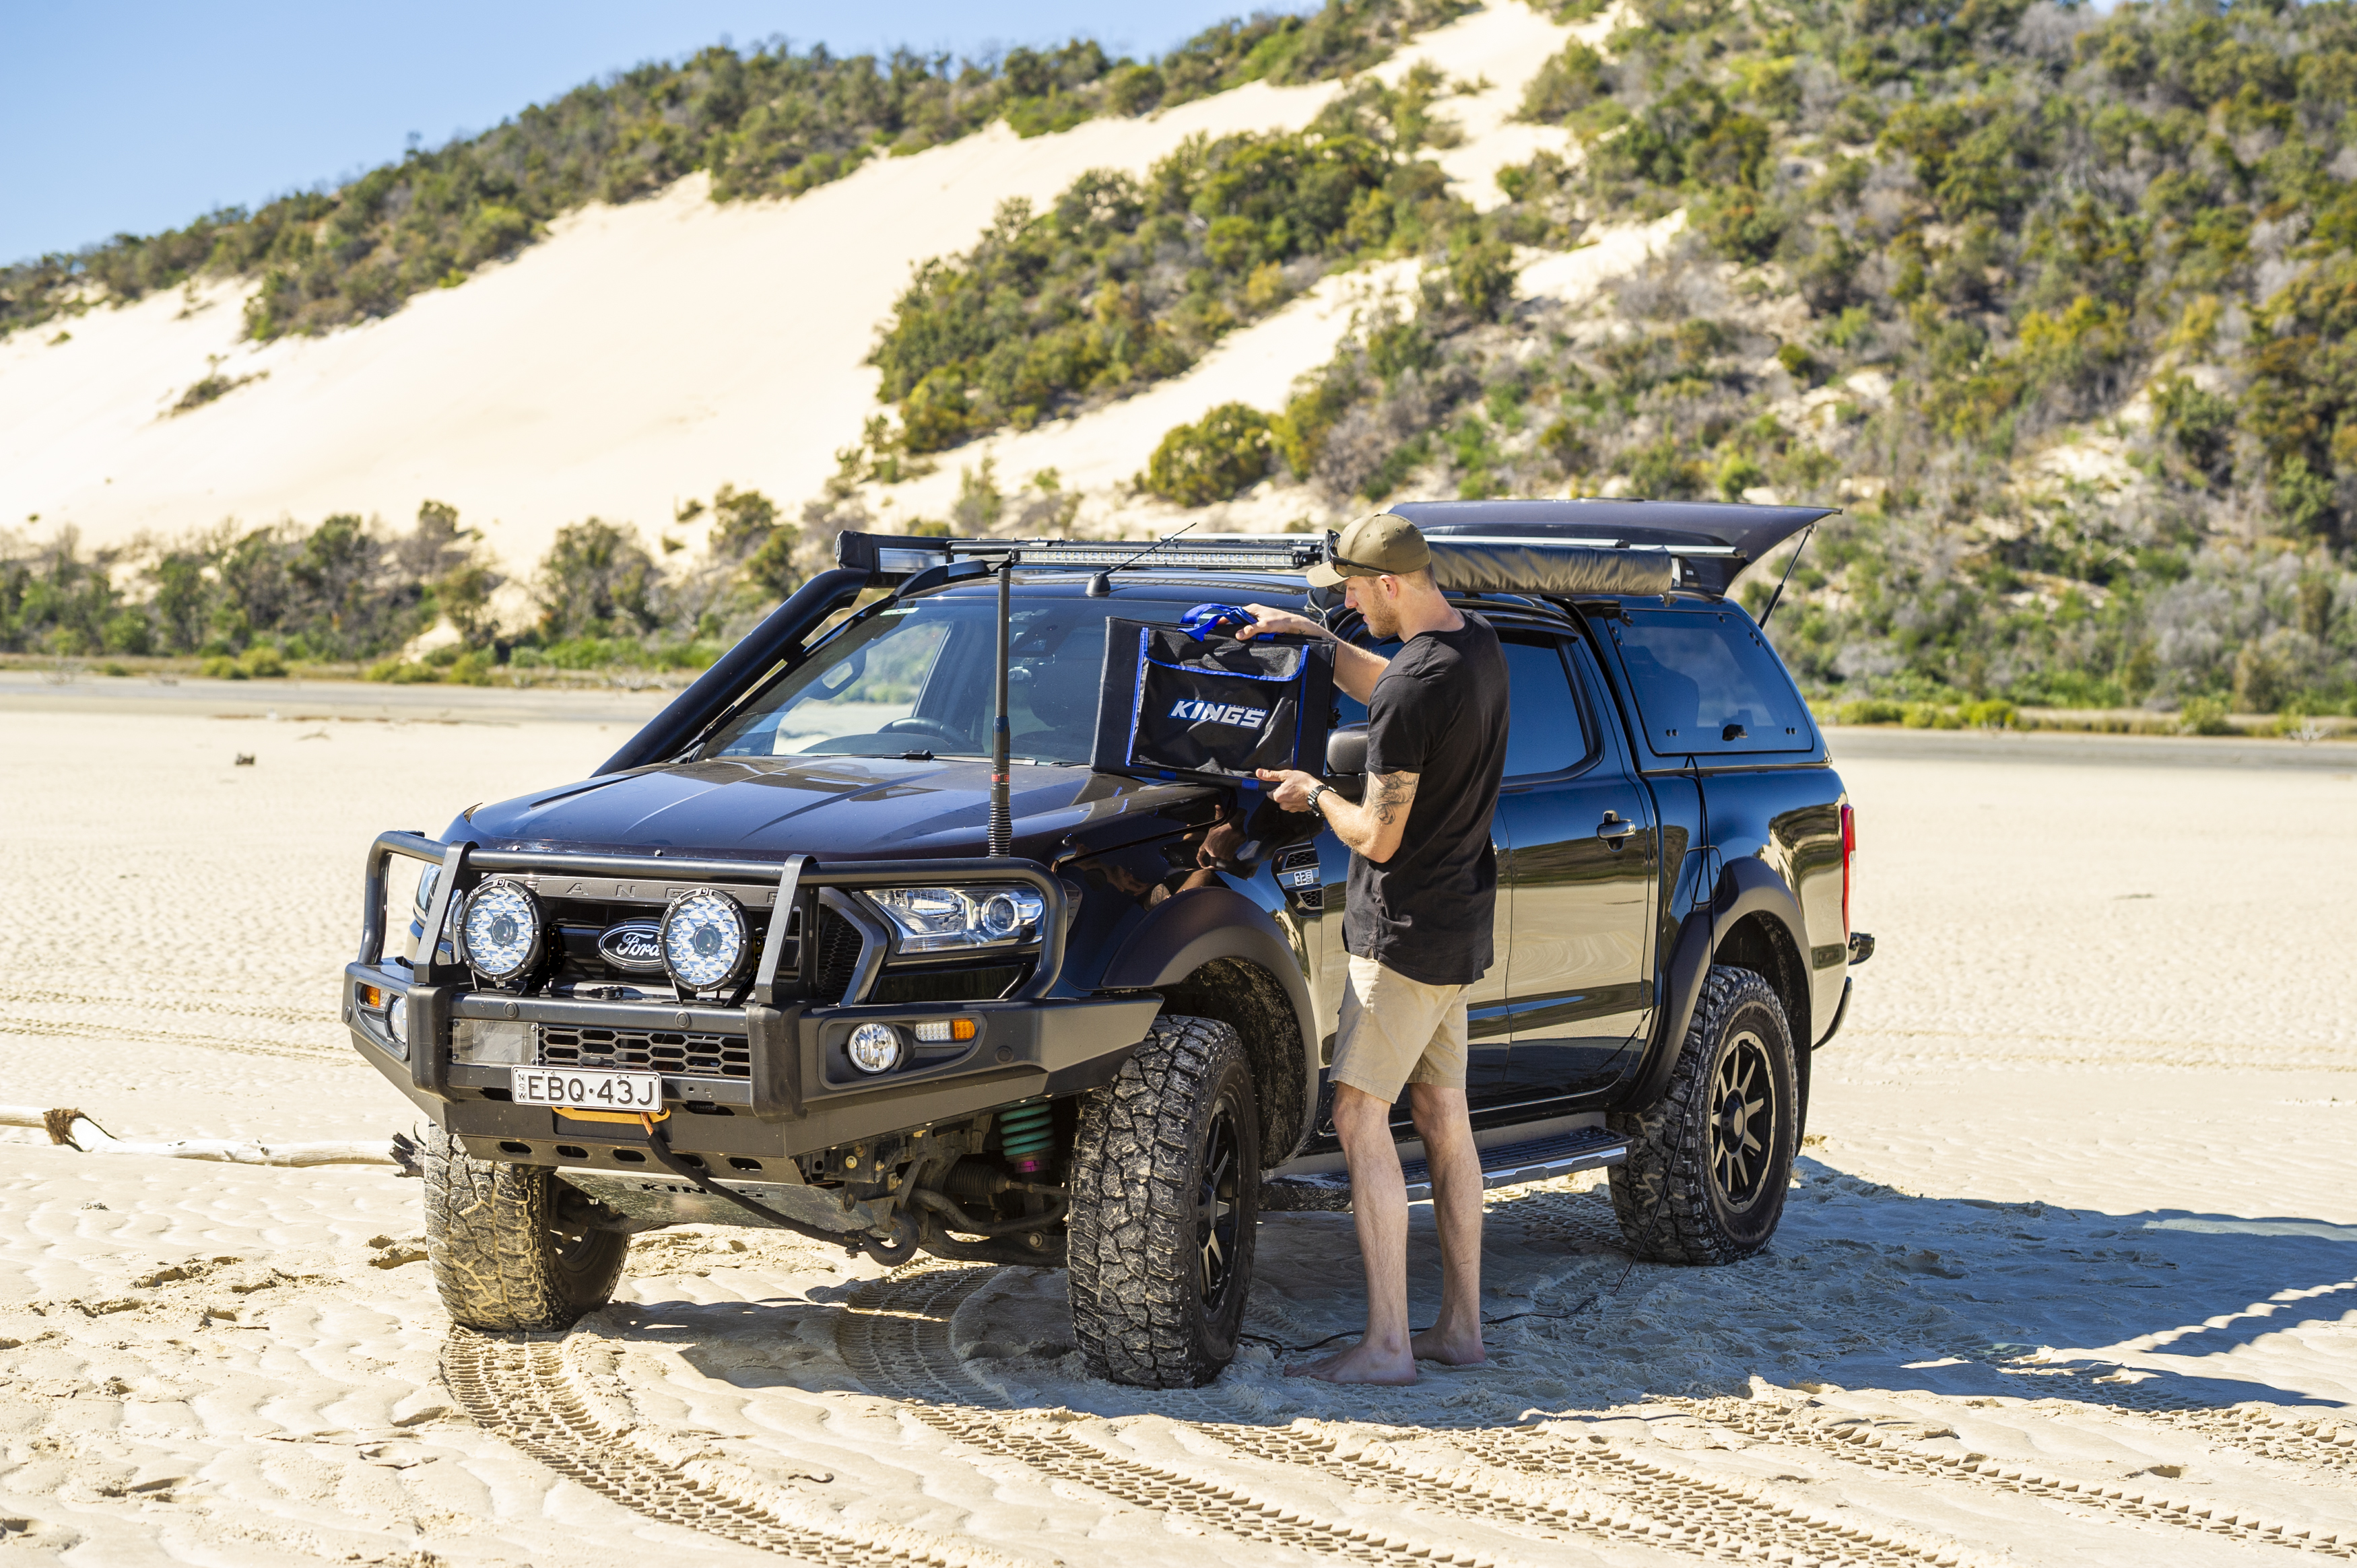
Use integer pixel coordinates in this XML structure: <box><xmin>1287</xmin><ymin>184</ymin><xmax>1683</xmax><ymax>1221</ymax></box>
<box><xmin>3</xmin><ymin>1</ymin><xmax>1288</xmax><ymax>265</ymax></box>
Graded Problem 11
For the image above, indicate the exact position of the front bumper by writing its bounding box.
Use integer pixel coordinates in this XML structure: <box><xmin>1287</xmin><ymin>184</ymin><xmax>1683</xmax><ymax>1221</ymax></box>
<box><xmin>347</xmin><ymin>833</ymin><xmax>1158</xmax><ymax>1171</ymax></box>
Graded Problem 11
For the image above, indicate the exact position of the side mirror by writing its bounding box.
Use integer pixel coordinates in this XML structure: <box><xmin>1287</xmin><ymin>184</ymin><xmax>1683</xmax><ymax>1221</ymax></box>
<box><xmin>1324</xmin><ymin>722</ymin><xmax>1368</xmax><ymax>801</ymax></box>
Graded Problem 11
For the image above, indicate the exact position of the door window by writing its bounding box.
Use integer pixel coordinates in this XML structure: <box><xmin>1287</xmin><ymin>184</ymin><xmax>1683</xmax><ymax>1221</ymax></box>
<box><xmin>1499</xmin><ymin>640</ymin><xmax>1591</xmax><ymax>778</ymax></box>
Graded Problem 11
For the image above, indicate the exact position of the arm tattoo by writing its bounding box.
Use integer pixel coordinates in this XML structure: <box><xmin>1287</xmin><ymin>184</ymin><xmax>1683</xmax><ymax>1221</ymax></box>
<box><xmin>1368</xmin><ymin>770</ymin><xmax>1420</xmax><ymax>828</ymax></box>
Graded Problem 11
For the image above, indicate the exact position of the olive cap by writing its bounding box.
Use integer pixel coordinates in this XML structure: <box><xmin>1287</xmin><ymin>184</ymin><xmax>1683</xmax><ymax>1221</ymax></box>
<box><xmin>1306</xmin><ymin>512</ymin><xmax>1432</xmax><ymax>586</ymax></box>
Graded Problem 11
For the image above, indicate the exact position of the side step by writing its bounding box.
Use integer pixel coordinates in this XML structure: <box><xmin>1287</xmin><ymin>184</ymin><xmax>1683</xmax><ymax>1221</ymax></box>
<box><xmin>1259</xmin><ymin>1124</ymin><xmax>1631</xmax><ymax>1213</ymax></box>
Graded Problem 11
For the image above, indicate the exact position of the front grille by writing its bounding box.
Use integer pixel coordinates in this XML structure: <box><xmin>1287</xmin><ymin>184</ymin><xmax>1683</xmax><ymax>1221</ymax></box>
<box><xmin>871</xmin><ymin>963</ymin><xmax>1026</xmax><ymax>1004</ymax></box>
<box><xmin>538</xmin><ymin>1024</ymin><xmax>750</xmax><ymax>1079</ymax></box>
<box><xmin>811</xmin><ymin>905</ymin><xmax>865</xmax><ymax>1000</ymax></box>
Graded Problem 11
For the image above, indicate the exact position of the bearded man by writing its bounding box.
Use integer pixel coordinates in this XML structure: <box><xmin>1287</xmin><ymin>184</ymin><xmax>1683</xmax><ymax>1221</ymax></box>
<box><xmin>1242</xmin><ymin>512</ymin><xmax>1509</xmax><ymax>1385</ymax></box>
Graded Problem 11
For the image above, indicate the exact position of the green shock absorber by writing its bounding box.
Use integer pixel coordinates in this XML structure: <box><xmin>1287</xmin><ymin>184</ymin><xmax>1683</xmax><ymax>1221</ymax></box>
<box><xmin>995</xmin><ymin>1101</ymin><xmax>1056</xmax><ymax>1175</ymax></box>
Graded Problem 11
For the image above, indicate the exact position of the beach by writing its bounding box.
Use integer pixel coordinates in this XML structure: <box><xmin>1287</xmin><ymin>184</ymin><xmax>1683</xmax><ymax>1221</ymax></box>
<box><xmin>2</xmin><ymin>679</ymin><xmax>2352</xmax><ymax>1565</ymax></box>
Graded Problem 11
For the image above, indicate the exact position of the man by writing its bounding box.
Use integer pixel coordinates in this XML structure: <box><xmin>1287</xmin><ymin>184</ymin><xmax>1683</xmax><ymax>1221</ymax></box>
<box><xmin>1242</xmin><ymin>512</ymin><xmax>1510</xmax><ymax>1385</ymax></box>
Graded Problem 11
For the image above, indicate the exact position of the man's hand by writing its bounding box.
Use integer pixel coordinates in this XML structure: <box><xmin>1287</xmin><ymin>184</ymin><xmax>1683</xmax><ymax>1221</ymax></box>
<box><xmin>1255</xmin><ymin>768</ymin><xmax>1322</xmax><ymax>812</ymax></box>
<box><xmin>1239</xmin><ymin>602</ymin><xmax>1386</xmax><ymax>704</ymax></box>
<box><xmin>1237</xmin><ymin>605</ymin><xmax>1330</xmax><ymax>642</ymax></box>
<box><xmin>1257</xmin><ymin>767</ymin><xmax>1415</xmax><ymax>863</ymax></box>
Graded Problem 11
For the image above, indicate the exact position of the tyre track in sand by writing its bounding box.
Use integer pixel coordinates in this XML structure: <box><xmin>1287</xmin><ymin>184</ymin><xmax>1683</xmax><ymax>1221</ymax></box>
<box><xmin>842</xmin><ymin>1261</ymin><xmax>1978</xmax><ymax>1568</ymax></box>
<box><xmin>1681</xmin><ymin>1399</ymin><xmax>2357</xmax><ymax>1557</ymax></box>
<box><xmin>441</xmin><ymin>1327</ymin><xmax>1006</xmax><ymax>1568</ymax></box>
<box><xmin>840</xmin><ymin>1263</ymin><xmax>1518</xmax><ymax>1566</ymax></box>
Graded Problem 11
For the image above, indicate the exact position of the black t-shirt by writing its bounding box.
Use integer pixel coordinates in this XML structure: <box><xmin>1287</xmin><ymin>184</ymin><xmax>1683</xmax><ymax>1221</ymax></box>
<box><xmin>1346</xmin><ymin>614</ymin><xmax>1509</xmax><ymax>986</ymax></box>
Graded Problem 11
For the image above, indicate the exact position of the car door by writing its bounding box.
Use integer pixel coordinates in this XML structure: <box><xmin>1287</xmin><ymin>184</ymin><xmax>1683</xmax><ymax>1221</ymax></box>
<box><xmin>1488</xmin><ymin>634</ymin><xmax>1659</xmax><ymax>1105</ymax></box>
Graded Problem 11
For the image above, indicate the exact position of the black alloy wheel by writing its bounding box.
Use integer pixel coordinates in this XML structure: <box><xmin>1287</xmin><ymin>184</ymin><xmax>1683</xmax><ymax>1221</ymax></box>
<box><xmin>1197</xmin><ymin>1103</ymin><xmax>1243</xmax><ymax>1310</ymax></box>
<box><xmin>1710</xmin><ymin>1027</ymin><xmax>1777</xmax><ymax>1206</ymax></box>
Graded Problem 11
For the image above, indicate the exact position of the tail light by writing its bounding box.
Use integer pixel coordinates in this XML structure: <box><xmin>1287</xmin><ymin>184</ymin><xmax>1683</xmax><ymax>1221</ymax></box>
<box><xmin>1839</xmin><ymin>803</ymin><xmax>1856</xmax><ymax>935</ymax></box>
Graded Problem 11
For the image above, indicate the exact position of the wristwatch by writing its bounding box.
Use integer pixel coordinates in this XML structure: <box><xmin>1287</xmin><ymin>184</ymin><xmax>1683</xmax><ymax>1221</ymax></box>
<box><xmin>1303</xmin><ymin>784</ymin><xmax>1330</xmax><ymax>815</ymax></box>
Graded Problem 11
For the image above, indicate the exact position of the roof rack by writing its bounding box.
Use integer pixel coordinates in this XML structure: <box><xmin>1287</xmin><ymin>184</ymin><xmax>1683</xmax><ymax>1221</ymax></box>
<box><xmin>835</xmin><ymin>531</ymin><xmax>1322</xmax><ymax>581</ymax></box>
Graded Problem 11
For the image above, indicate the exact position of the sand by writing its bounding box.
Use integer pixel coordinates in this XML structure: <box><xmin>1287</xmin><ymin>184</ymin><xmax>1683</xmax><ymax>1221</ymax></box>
<box><xmin>2</xmin><ymin>687</ymin><xmax>2352</xmax><ymax>1565</ymax></box>
<box><xmin>0</xmin><ymin>2</ymin><xmax>1593</xmax><ymax>579</ymax></box>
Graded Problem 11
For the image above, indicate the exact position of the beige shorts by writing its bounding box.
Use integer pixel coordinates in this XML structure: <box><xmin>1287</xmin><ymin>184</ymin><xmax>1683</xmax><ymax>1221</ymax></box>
<box><xmin>1329</xmin><ymin>955</ymin><xmax>1470</xmax><ymax>1103</ymax></box>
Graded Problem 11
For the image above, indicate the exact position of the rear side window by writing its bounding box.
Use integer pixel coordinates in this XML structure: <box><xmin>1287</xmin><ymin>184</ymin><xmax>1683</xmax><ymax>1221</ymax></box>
<box><xmin>1609</xmin><ymin>608</ymin><xmax>1814</xmax><ymax>757</ymax></box>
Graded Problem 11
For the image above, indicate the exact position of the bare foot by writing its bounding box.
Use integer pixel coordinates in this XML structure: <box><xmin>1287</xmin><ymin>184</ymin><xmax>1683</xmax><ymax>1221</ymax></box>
<box><xmin>1283</xmin><ymin>1339</ymin><xmax>1418</xmax><ymax>1384</ymax></box>
<box><xmin>1409</xmin><ymin>1324</ymin><xmax>1486</xmax><ymax>1367</ymax></box>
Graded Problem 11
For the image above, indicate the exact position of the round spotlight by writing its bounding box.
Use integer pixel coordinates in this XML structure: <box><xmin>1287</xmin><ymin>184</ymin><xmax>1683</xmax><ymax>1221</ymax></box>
<box><xmin>460</xmin><ymin>879</ymin><xmax>543</xmax><ymax>982</ymax></box>
<box><xmin>662</xmin><ymin>889</ymin><xmax>750</xmax><ymax>992</ymax></box>
<box><xmin>847</xmin><ymin>1022</ymin><xmax>903</xmax><ymax>1075</ymax></box>
<box><xmin>386</xmin><ymin>993</ymin><xmax>409</xmax><ymax>1048</ymax></box>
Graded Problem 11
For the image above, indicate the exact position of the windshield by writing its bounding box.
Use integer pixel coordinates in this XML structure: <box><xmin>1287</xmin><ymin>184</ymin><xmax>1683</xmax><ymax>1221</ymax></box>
<box><xmin>704</xmin><ymin>595</ymin><xmax>1183</xmax><ymax>763</ymax></box>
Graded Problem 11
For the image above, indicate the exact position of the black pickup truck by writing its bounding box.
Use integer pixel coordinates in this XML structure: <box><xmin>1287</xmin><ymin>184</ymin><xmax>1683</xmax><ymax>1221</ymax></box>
<box><xmin>343</xmin><ymin>500</ymin><xmax>1871</xmax><ymax>1389</ymax></box>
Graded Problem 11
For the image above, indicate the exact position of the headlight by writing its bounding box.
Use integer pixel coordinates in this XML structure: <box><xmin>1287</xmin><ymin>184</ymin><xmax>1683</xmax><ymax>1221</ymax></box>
<box><xmin>415</xmin><ymin>864</ymin><xmax>439</xmax><ymax>911</ymax></box>
<box><xmin>847</xmin><ymin>1022</ymin><xmax>903</xmax><ymax>1074</ymax></box>
<box><xmin>386</xmin><ymin>993</ymin><xmax>409</xmax><ymax>1047</ymax></box>
<box><xmin>460</xmin><ymin>879</ymin><xmax>543</xmax><ymax>982</ymax></box>
<box><xmin>871</xmin><ymin>885</ymin><xmax>1047</xmax><ymax>952</ymax></box>
<box><xmin>662</xmin><ymin>888</ymin><xmax>750</xmax><ymax>991</ymax></box>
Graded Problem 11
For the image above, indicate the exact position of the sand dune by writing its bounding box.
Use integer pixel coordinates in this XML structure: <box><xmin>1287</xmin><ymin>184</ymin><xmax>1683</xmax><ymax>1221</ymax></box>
<box><xmin>1</xmin><ymin>687</ymin><xmax>2352</xmax><ymax>1565</ymax></box>
<box><xmin>1</xmin><ymin>3</ymin><xmax>1586</xmax><ymax>576</ymax></box>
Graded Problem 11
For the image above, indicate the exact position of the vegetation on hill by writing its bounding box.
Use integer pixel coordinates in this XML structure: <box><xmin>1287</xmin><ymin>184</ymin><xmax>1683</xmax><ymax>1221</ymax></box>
<box><xmin>0</xmin><ymin>485</ymin><xmax>798</xmax><ymax>679</ymax></box>
<box><xmin>0</xmin><ymin>1</ymin><xmax>1465</xmax><ymax>344</ymax></box>
<box><xmin>865</xmin><ymin>65</ymin><xmax>1479</xmax><ymax>452</ymax></box>
<box><xmin>1130</xmin><ymin>0</ymin><xmax>2357</xmax><ymax>717</ymax></box>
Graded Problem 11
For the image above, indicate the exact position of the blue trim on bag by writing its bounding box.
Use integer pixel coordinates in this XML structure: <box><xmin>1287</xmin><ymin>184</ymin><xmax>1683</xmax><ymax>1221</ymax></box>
<box><xmin>1124</xmin><ymin>627</ymin><xmax>1152</xmax><ymax>767</ymax></box>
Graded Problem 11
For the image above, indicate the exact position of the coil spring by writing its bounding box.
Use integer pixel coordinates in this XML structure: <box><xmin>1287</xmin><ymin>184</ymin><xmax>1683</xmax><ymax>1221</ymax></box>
<box><xmin>995</xmin><ymin>1101</ymin><xmax>1055</xmax><ymax>1171</ymax></box>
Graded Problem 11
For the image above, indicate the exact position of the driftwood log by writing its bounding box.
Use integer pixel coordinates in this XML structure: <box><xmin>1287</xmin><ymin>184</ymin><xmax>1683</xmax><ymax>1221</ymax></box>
<box><xmin>0</xmin><ymin>1105</ymin><xmax>401</xmax><ymax>1167</ymax></box>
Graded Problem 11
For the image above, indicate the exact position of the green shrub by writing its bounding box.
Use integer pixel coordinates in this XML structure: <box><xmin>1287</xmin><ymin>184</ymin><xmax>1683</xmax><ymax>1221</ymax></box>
<box><xmin>365</xmin><ymin>659</ymin><xmax>442</xmax><ymax>684</ymax></box>
<box><xmin>1140</xmin><ymin>403</ymin><xmax>1275</xmax><ymax>505</ymax></box>
<box><xmin>1958</xmin><ymin>698</ymin><xmax>2016</xmax><ymax>728</ymax></box>
<box><xmin>199</xmin><ymin>655</ymin><xmax>245</xmax><ymax>680</ymax></box>
<box><xmin>238</xmin><ymin>645</ymin><xmax>287</xmax><ymax>678</ymax></box>
<box><xmin>1776</xmin><ymin>343</ymin><xmax>1822</xmax><ymax>384</ymax></box>
<box><xmin>2179</xmin><ymin>696</ymin><xmax>2233</xmax><ymax>735</ymax></box>
<box><xmin>1834</xmin><ymin>698</ymin><xmax>1905</xmax><ymax>725</ymax></box>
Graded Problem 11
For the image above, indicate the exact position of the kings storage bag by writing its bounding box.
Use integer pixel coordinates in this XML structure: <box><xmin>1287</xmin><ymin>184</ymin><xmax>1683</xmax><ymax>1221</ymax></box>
<box><xmin>1091</xmin><ymin>617</ymin><xmax>1334</xmax><ymax>785</ymax></box>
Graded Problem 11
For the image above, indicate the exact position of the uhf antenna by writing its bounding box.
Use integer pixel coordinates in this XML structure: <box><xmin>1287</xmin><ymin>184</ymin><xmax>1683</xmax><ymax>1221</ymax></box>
<box><xmin>989</xmin><ymin>551</ymin><xmax>1015</xmax><ymax>856</ymax></box>
<box><xmin>1085</xmin><ymin>516</ymin><xmax>1204</xmax><ymax>596</ymax></box>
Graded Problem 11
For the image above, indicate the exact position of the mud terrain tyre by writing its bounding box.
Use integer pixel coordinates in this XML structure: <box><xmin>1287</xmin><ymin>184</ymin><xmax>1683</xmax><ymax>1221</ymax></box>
<box><xmin>422</xmin><ymin>1125</ymin><xmax>627</xmax><ymax>1330</ymax></box>
<box><xmin>1067</xmin><ymin>1015</ymin><xmax>1259</xmax><ymax>1388</ymax></box>
<box><xmin>1608</xmin><ymin>966</ymin><xmax>1797</xmax><ymax>1265</ymax></box>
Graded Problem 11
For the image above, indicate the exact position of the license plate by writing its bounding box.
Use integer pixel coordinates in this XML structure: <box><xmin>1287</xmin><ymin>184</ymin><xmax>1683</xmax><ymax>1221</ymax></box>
<box><xmin>510</xmin><ymin>1067</ymin><xmax>663</xmax><ymax>1114</ymax></box>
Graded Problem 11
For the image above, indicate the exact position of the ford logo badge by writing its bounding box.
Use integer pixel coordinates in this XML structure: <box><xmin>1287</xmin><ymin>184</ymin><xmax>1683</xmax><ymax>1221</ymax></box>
<box><xmin>598</xmin><ymin>920</ymin><xmax>666</xmax><ymax>974</ymax></box>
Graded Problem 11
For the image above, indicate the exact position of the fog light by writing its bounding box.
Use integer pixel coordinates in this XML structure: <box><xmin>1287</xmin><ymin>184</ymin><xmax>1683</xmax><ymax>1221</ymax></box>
<box><xmin>847</xmin><ymin>1023</ymin><xmax>903</xmax><ymax>1074</ymax></box>
<box><xmin>911</xmin><ymin>1018</ymin><xmax>976</xmax><ymax>1044</ymax></box>
<box><xmin>387</xmin><ymin>994</ymin><xmax>408</xmax><ymax>1046</ymax></box>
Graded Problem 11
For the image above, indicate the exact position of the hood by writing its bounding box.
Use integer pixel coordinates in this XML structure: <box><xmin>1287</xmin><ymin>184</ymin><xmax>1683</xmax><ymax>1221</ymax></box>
<box><xmin>461</xmin><ymin>754</ymin><xmax>1222</xmax><ymax>864</ymax></box>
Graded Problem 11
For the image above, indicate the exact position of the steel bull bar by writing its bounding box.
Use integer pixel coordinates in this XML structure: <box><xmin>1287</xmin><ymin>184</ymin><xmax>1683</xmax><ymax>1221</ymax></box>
<box><xmin>346</xmin><ymin>832</ymin><xmax>1159</xmax><ymax>1161</ymax></box>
